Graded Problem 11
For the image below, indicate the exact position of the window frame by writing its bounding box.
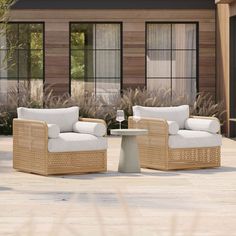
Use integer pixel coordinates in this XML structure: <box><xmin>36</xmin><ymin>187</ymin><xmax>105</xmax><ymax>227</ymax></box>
<box><xmin>145</xmin><ymin>21</ymin><xmax>199</xmax><ymax>101</ymax></box>
<box><xmin>69</xmin><ymin>21</ymin><xmax>123</xmax><ymax>96</ymax></box>
<box><xmin>0</xmin><ymin>21</ymin><xmax>45</xmax><ymax>94</ymax></box>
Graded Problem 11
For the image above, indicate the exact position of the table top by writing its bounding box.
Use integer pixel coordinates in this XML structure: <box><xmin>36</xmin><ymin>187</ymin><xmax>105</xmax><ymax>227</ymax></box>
<box><xmin>110</xmin><ymin>129</ymin><xmax>148</xmax><ymax>136</ymax></box>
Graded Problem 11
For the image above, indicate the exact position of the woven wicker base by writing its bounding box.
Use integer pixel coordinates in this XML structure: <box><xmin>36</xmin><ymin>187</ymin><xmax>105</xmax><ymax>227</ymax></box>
<box><xmin>140</xmin><ymin>147</ymin><xmax>221</xmax><ymax>171</ymax></box>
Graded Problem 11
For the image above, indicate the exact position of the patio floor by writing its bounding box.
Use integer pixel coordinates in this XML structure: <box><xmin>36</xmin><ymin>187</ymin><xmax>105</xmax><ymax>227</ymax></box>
<box><xmin>0</xmin><ymin>136</ymin><xmax>236</xmax><ymax>236</ymax></box>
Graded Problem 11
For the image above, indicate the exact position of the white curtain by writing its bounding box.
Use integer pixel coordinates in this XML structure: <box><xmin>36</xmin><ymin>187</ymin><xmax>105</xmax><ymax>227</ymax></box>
<box><xmin>95</xmin><ymin>24</ymin><xmax>120</xmax><ymax>97</ymax></box>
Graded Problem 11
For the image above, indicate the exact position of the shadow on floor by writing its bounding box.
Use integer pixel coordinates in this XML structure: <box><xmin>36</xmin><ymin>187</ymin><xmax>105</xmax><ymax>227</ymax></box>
<box><xmin>49</xmin><ymin>166</ymin><xmax>236</xmax><ymax>180</ymax></box>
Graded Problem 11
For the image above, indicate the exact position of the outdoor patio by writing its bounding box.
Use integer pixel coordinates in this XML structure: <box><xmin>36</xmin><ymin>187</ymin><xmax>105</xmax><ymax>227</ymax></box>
<box><xmin>0</xmin><ymin>136</ymin><xmax>236</xmax><ymax>236</ymax></box>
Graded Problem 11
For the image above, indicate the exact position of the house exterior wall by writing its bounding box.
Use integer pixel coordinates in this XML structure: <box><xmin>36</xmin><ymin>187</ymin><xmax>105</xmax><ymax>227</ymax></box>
<box><xmin>9</xmin><ymin>9</ymin><xmax>216</xmax><ymax>96</ymax></box>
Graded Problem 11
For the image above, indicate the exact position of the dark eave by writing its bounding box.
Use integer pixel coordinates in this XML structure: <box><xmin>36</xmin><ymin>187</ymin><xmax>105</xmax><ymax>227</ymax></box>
<box><xmin>11</xmin><ymin>0</ymin><xmax>216</xmax><ymax>10</ymax></box>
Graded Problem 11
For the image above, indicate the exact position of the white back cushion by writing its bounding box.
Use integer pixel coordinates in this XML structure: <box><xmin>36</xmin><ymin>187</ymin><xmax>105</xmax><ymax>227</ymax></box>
<box><xmin>133</xmin><ymin>105</ymin><xmax>189</xmax><ymax>129</ymax></box>
<box><xmin>17</xmin><ymin>107</ymin><xmax>79</xmax><ymax>132</ymax></box>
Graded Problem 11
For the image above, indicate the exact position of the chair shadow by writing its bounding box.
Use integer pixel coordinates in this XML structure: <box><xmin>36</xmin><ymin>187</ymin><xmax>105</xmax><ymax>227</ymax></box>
<box><xmin>177</xmin><ymin>166</ymin><xmax>236</xmax><ymax>175</ymax></box>
<box><xmin>51</xmin><ymin>166</ymin><xmax>236</xmax><ymax>179</ymax></box>
<box><xmin>52</xmin><ymin>170</ymin><xmax>179</xmax><ymax>180</ymax></box>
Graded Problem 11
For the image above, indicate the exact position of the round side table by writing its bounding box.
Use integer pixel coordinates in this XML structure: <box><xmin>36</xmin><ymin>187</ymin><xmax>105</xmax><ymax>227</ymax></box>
<box><xmin>110</xmin><ymin>129</ymin><xmax>148</xmax><ymax>173</ymax></box>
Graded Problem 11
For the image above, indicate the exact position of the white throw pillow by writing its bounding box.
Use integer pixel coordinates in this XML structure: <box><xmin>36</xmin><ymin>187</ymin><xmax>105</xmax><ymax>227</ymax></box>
<box><xmin>133</xmin><ymin>105</ymin><xmax>189</xmax><ymax>129</ymax></box>
<box><xmin>73</xmin><ymin>121</ymin><xmax>106</xmax><ymax>137</ymax></box>
<box><xmin>17</xmin><ymin>106</ymin><xmax>79</xmax><ymax>132</ymax></box>
<box><xmin>47</xmin><ymin>124</ymin><xmax>60</xmax><ymax>139</ymax></box>
<box><xmin>167</xmin><ymin>121</ymin><xmax>179</xmax><ymax>135</ymax></box>
<box><xmin>185</xmin><ymin>118</ymin><xmax>220</xmax><ymax>134</ymax></box>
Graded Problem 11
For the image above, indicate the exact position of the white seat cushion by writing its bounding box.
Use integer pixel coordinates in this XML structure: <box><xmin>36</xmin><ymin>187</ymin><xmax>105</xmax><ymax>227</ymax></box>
<box><xmin>133</xmin><ymin>105</ymin><xmax>189</xmax><ymax>129</ymax></box>
<box><xmin>168</xmin><ymin>130</ymin><xmax>222</xmax><ymax>149</ymax></box>
<box><xmin>48</xmin><ymin>133</ymin><xmax>107</xmax><ymax>153</ymax></box>
<box><xmin>73</xmin><ymin>121</ymin><xmax>106</xmax><ymax>137</ymax></box>
<box><xmin>47</xmin><ymin>124</ymin><xmax>60</xmax><ymax>139</ymax></box>
<box><xmin>17</xmin><ymin>106</ymin><xmax>79</xmax><ymax>132</ymax></box>
<box><xmin>185</xmin><ymin>118</ymin><xmax>220</xmax><ymax>134</ymax></box>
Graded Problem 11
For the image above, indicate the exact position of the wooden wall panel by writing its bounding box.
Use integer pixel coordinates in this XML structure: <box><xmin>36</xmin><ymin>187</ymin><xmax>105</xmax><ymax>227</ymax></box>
<box><xmin>9</xmin><ymin>9</ymin><xmax>216</xmax><ymax>96</ymax></box>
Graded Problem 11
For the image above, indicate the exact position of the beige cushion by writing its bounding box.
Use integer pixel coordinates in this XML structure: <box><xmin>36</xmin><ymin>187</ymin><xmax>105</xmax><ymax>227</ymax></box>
<box><xmin>48</xmin><ymin>133</ymin><xmax>107</xmax><ymax>153</ymax></box>
<box><xmin>47</xmin><ymin>124</ymin><xmax>60</xmax><ymax>139</ymax></box>
<box><xmin>73</xmin><ymin>121</ymin><xmax>106</xmax><ymax>137</ymax></box>
<box><xmin>168</xmin><ymin>130</ymin><xmax>222</xmax><ymax>149</ymax></box>
<box><xmin>133</xmin><ymin>105</ymin><xmax>189</xmax><ymax>129</ymax></box>
<box><xmin>185</xmin><ymin>118</ymin><xmax>220</xmax><ymax>134</ymax></box>
<box><xmin>17</xmin><ymin>106</ymin><xmax>79</xmax><ymax>132</ymax></box>
<box><xmin>167</xmin><ymin>121</ymin><xmax>179</xmax><ymax>135</ymax></box>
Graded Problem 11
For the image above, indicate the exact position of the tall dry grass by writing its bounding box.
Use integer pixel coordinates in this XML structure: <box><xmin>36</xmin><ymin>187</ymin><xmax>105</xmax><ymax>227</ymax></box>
<box><xmin>0</xmin><ymin>84</ymin><xmax>226</xmax><ymax>134</ymax></box>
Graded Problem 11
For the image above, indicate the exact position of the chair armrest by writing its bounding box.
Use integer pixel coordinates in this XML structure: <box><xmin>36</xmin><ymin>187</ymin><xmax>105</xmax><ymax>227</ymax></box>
<box><xmin>13</xmin><ymin>119</ymin><xmax>48</xmax><ymax>153</ymax></box>
<box><xmin>128</xmin><ymin>116</ymin><xmax>169</xmax><ymax>140</ymax></box>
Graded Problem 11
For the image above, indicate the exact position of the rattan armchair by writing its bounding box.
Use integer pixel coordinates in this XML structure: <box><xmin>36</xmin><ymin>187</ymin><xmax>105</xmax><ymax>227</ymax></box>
<box><xmin>128</xmin><ymin>115</ymin><xmax>221</xmax><ymax>171</ymax></box>
<box><xmin>13</xmin><ymin>117</ymin><xmax>107</xmax><ymax>176</ymax></box>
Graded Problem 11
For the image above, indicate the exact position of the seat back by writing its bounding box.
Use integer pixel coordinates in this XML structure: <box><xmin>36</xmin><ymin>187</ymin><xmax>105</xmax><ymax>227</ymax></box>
<box><xmin>17</xmin><ymin>106</ymin><xmax>79</xmax><ymax>132</ymax></box>
<box><xmin>133</xmin><ymin>105</ymin><xmax>189</xmax><ymax>129</ymax></box>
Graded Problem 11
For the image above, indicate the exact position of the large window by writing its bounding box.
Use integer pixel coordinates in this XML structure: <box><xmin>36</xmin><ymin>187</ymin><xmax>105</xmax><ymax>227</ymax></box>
<box><xmin>70</xmin><ymin>23</ymin><xmax>122</xmax><ymax>98</ymax></box>
<box><xmin>146</xmin><ymin>23</ymin><xmax>198</xmax><ymax>104</ymax></box>
<box><xmin>0</xmin><ymin>23</ymin><xmax>44</xmax><ymax>103</ymax></box>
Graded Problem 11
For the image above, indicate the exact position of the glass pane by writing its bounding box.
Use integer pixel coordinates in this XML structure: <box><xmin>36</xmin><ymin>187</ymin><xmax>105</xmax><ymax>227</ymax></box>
<box><xmin>71</xmin><ymin>78</ymin><xmax>95</xmax><ymax>98</ymax></box>
<box><xmin>147</xmin><ymin>50</ymin><xmax>171</xmax><ymax>78</ymax></box>
<box><xmin>172</xmin><ymin>24</ymin><xmax>196</xmax><ymax>49</ymax></box>
<box><xmin>96</xmin><ymin>77</ymin><xmax>120</xmax><ymax>94</ymax></box>
<box><xmin>31</xmin><ymin>50</ymin><xmax>43</xmax><ymax>78</ymax></box>
<box><xmin>147</xmin><ymin>78</ymin><xmax>171</xmax><ymax>105</ymax></box>
<box><xmin>71</xmin><ymin>50</ymin><xmax>95</xmax><ymax>79</ymax></box>
<box><xmin>96</xmin><ymin>24</ymin><xmax>120</xmax><ymax>49</ymax></box>
<box><xmin>6</xmin><ymin>24</ymin><xmax>18</xmax><ymax>49</ymax></box>
<box><xmin>172</xmin><ymin>78</ymin><xmax>196</xmax><ymax>105</ymax></box>
<box><xmin>71</xmin><ymin>24</ymin><xmax>95</xmax><ymax>50</ymax></box>
<box><xmin>2</xmin><ymin>50</ymin><xmax>18</xmax><ymax>78</ymax></box>
<box><xmin>147</xmin><ymin>24</ymin><xmax>171</xmax><ymax>49</ymax></box>
<box><xmin>19</xmin><ymin>50</ymin><xmax>30</xmax><ymax>78</ymax></box>
<box><xmin>30</xmin><ymin>24</ymin><xmax>43</xmax><ymax>50</ymax></box>
<box><xmin>29</xmin><ymin>78</ymin><xmax>43</xmax><ymax>100</ymax></box>
<box><xmin>172</xmin><ymin>50</ymin><xmax>196</xmax><ymax>77</ymax></box>
<box><xmin>0</xmin><ymin>78</ymin><xmax>8</xmax><ymax>104</ymax></box>
<box><xmin>96</xmin><ymin>50</ymin><xmax>120</xmax><ymax>77</ymax></box>
<box><xmin>19</xmin><ymin>24</ymin><xmax>31</xmax><ymax>49</ymax></box>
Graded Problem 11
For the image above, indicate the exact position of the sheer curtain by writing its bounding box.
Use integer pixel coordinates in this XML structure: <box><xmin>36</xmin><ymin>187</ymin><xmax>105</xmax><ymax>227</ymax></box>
<box><xmin>96</xmin><ymin>24</ymin><xmax>120</xmax><ymax>97</ymax></box>
<box><xmin>172</xmin><ymin>24</ymin><xmax>197</xmax><ymax>104</ymax></box>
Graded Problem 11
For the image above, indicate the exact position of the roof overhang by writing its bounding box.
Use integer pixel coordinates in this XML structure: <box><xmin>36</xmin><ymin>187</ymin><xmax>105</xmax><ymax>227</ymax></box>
<box><xmin>216</xmin><ymin>0</ymin><xmax>236</xmax><ymax>4</ymax></box>
<box><xmin>11</xmin><ymin>0</ymin><xmax>216</xmax><ymax>10</ymax></box>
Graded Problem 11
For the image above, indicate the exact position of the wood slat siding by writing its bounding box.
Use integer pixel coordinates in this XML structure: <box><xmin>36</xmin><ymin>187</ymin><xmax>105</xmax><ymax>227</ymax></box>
<box><xmin>9</xmin><ymin>9</ymin><xmax>216</xmax><ymax>95</ymax></box>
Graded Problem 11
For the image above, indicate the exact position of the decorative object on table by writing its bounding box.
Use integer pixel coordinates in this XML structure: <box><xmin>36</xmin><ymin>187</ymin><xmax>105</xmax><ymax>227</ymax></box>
<box><xmin>13</xmin><ymin>106</ymin><xmax>107</xmax><ymax>175</ymax></box>
<box><xmin>110</xmin><ymin>129</ymin><xmax>148</xmax><ymax>173</ymax></box>
<box><xmin>116</xmin><ymin>110</ymin><xmax>125</xmax><ymax>129</ymax></box>
<box><xmin>129</xmin><ymin>105</ymin><xmax>222</xmax><ymax>170</ymax></box>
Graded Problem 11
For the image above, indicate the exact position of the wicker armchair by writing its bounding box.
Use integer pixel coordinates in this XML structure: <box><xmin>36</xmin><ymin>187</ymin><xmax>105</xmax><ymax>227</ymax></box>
<box><xmin>13</xmin><ymin>107</ymin><xmax>107</xmax><ymax>176</ymax></box>
<box><xmin>129</xmin><ymin>105</ymin><xmax>221</xmax><ymax>170</ymax></box>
